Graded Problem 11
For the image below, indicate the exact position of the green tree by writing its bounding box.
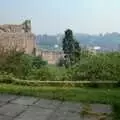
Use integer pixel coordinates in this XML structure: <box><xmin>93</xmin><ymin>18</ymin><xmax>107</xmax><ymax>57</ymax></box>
<box><xmin>32</xmin><ymin>55</ymin><xmax>47</xmax><ymax>69</ymax></box>
<box><xmin>62</xmin><ymin>29</ymin><xmax>81</xmax><ymax>68</ymax></box>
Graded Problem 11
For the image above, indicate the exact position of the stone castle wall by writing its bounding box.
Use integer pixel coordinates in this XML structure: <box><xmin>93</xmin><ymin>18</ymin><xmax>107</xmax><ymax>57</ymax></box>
<box><xmin>0</xmin><ymin>20</ymin><xmax>63</xmax><ymax>64</ymax></box>
<box><xmin>36</xmin><ymin>49</ymin><xmax>64</xmax><ymax>64</ymax></box>
<box><xmin>0</xmin><ymin>20</ymin><xmax>35</xmax><ymax>55</ymax></box>
<box><xmin>0</xmin><ymin>33</ymin><xmax>35</xmax><ymax>54</ymax></box>
<box><xmin>0</xmin><ymin>25</ymin><xmax>24</xmax><ymax>33</ymax></box>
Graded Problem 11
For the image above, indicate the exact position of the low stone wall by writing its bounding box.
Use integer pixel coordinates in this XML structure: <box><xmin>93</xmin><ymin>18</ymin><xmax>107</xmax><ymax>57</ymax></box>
<box><xmin>36</xmin><ymin>49</ymin><xmax>64</xmax><ymax>64</ymax></box>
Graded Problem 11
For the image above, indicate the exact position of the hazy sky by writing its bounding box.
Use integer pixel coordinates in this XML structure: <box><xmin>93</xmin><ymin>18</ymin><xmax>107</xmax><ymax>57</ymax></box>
<box><xmin>0</xmin><ymin>0</ymin><xmax>120</xmax><ymax>35</ymax></box>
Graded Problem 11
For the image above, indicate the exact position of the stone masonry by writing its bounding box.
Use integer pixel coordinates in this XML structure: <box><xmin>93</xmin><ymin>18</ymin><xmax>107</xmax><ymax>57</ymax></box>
<box><xmin>0</xmin><ymin>20</ymin><xmax>63</xmax><ymax>64</ymax></box>
<box><xmin>36</xmin><ymin>49</ymin><xmax>64</xmax><ymax>64</ymax></box>
<box><xmin>0</xmin><ymin>20</ymin><xmax>36</xmax><ymax>55</ymax></box>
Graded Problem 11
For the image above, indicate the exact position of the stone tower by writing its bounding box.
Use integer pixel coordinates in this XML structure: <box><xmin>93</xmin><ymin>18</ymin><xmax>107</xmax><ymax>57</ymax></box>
<box><xmin>0</xmin><ymin>20</ymin><xmax>36</xmax><ymax>55</ymax></box>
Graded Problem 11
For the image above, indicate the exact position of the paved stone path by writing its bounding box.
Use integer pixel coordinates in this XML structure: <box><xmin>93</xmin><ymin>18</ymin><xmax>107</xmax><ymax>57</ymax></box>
<box><xmin>0</xmin><ymin>94</ymin><xmax>112</xmax><ymax>120</ymax></box>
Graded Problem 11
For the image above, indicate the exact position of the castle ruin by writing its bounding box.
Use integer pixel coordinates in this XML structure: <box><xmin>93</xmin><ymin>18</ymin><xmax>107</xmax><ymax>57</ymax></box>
<box><xmin>0</xmin><ymin>20</ymin><xmax>64</xmax><ymax>64</ymax></box>
<box><xmin>0</xmin><ymin>20</ymin><xmax>36</xmax><ymax>55</ymax></box>
<box><xmin>36</xmin><ymin>49</ymin><xmax>64</xmax><ymax>64</ymax></box>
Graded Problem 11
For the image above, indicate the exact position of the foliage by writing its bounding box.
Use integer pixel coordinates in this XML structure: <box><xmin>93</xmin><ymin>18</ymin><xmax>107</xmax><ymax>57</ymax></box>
<box><xmin>112</xmin><ymin>102</ymin><xmax>120</xmax><ymax>120</ymax></box>
<box><xmin>27</xmin><ymin>67</ymin><xmax>54</xmax><ymax>81</ymax></box>
<box><xmin>32</xmin><ymin>55</ymin><xmax>47</xmax><ymax>69</ymax></box>
<box><xmin>1</xmin><ymin>45</ymin><xmax>120</xmax><ymax>86</ymax></box>
<box><xmin>63</xmin><ymin>52</ymin><xmax>120</xmax><ymax>81</ymax></box>
<box><xmin>0</xmin><ymin>48</ymin><xmax>32</xmax><ymax>78</ymax></box>
<box><xmin>56</xmin><ymin>57</ymin><xmax>65</xmax><ymax>67</ymax></box>
<box><xmin>62</xmin><ymin>29</ymin><xmax>81</xmax><ymax>68</ymax></box>
<box><xmin>0</xmin><ymin>72</ymin><xmax>16</xmax><ymax>83</ymax></box>
<box><xmin>0</xmin><ymin>48</ymin><xmax>47</xmax><ymax>79</ymax></box>
<box><xmin>47</xmin><ymin>65</ymin><xmax>66</xmax><ymax>81</ymax></box>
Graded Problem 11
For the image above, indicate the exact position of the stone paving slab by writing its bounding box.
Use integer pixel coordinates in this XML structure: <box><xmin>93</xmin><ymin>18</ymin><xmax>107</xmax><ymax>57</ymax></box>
<box><xmin>50</xmin><ymin>111</ymin><xmax>83</xmax><ymax>120</ymax></box>
<box><xmin>83</xmin><ymin>115</ymin><xmax>99</xmax><ymax>120</ymax></box>
<box><xmin>0</xmin><ymin>94</ymin><xmax>17</xmax><ymax>102</ymax></box>
<box><xmin>58</xmin><ymin>101</ymin><xmax>82</xmax><ymax>112</ymax></box>
<box><xmin>0</xmin><ymin>94</ymin><xmax>113</xmax><ymax>120</ymax></box>
<box><xmin>0</xmin><ymin>103</ymin><xmax>27</xmax><ymax>117</ymax></box>
<box><xmin>0</xmin><ymin>101</ymin><xmax>6</xmax><ymax>107</ymax></box>
<box><xmin>90</xmin><ymin>104</ymin><xmax>112</xmax><ymax>114</ymax></box>
<box><xmin>49</xmin><ymin>109</ymin><xmax>68</xmax><ymax>120</ymax></box>
<box><xmin>65</xmin><ymin>112</ymin><xmax>83</xmax><ymax>120</ymax></box>
<box><xmin>34</xmin><ymin>99</ymin><xmax>61</xmax><ymax>109</ymax></box>
<box><xmin>11</xmin><ymin>96</ymin><xmax>39</xmax><ymax>105</ymax></box>
<box><xmin>14</xmin><ymin>106</ymin><xmax>53</xmax><ymax>120</ymax></box>
<box><xmin>0</xmin><ymin>115</ymin><xmax>13</xmax><ymax>120</ymax></box>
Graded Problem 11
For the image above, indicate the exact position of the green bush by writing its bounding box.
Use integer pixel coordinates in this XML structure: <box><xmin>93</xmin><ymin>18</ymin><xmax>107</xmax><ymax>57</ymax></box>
<box><xmin>27</xmin><ymin>67</ymin><xmax>55</xmax><ymax>81</ymax></box>
<box><xmin>0</xmin><ymin>48</ymin><xmax>47</xmax><ymax>79</ymax></box>
<box><xmin>0</xmin><ymin>49</ymin><xmax>32</xmax><ymax>78</ymax></box>
<box><xmin>112</xmin><ymin>102</ymin><xmax>120</xmax><ymax>120</ymax></box>
<box><xmin>32</xmin><ymin>55</ymin><xmax>47</xmax><ymax>69</ymax></box>
<box><xmin>0</xmin><ymin>72</ymin><xmax>17</xmax><ymax>83</ymax></box>
<box><xmin>63</xmin><ymin>52</ymin><xmax>120</xmax><ymax>81</ymax></box>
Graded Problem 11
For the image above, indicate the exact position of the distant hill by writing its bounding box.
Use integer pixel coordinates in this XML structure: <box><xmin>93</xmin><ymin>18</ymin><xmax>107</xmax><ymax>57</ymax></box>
<box><xmin>36</xmin><ymin>32</ymin><xmax>120</xmax><ymax>51</ymax></box>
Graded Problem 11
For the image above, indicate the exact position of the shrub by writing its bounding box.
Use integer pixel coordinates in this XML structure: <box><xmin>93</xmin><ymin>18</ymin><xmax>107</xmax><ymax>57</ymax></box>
<box><xmin>32</xmin><ymin>55</ymin><xmax>47</xmax><ymax>69</ymax></box>
<box><xmin>0</xmin><ymin>72</ymin><xmax>16</xmax><ymax>83</ymax></box>
<box><xmin>27</xmin><ymin>67</ymin><xmax>55</xmax><ymax>81</ymax></box>
<box><xmin>63</xmin><ymin>52</ymin><xmax>120</xmax><ymax>81</ymax></box>
<box><xmin>112</xmin><ymin>102</ymin><xmax>120</xmax><ymax>120</ymax></box>
<box><xmin>0</xmin><ymin>47</ymin><xmax>47</xmax><ymax>79</ymax></box>
<box><xmin>0</xmin><ymin>48</ymin><xmax>31</xmax><ymax>78</ymax></box>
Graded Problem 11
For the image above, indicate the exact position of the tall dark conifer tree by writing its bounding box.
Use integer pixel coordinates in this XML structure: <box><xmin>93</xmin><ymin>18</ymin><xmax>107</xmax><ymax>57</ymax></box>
<box><xmin>62</xmin><ymin>29</ymin><xmax>81</xmax><ymax>68</ymax></box>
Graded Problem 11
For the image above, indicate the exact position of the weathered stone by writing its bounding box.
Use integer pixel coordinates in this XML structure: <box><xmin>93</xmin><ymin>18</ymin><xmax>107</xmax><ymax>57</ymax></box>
<box><xmin>0</xmin><ymin>94</ymin><xmax>17</xmax><ymax>102</ymax></box>
<box><xmin>0</xmin><ymin>20</ymin><xmax>36</xmax><ymax>55</ymax></box>
<box><xmin>0</xmin><ymin>103</ymin><xmax>27</xmax><ymax>117</ymax></box>
<box><xmin>14</xmin><ymin>106</ymin><xmax>53</xmax><ymax>120</ymax></box>
<box><xmin>0</xmin><ymin>101</ymin><xmax>6</xmax><ymax>106</ymax></box>
<box><xmin>0</xmin><ymin>115</ymin><xmax>13</xmax><ymax>120</ymax></box>
<box><xmin>58</xmin><ymin>101</ymin><xmax>82</xmax><ymax>112</ymax></box>
<box><xmin>90</xmin><ymin>104</ymin><xmax>112</xmax><ymax>114</ymax></box>
<box><xmin>83</xmin><ymin>115</ymin><xmax>98</xmax><ymax>120</ymax></box>
<box><xmin>66</xmin><ymin>115</ymin><xmax>83</xmax><ymax>120</ymax></box>
<box><xmin>49</xmin><ymin>116</ymin><xmax>66</xmax><ymax>120</ymax></box>
<box><xmin>50</xmin><ymin>111</ymin><xmax>83</xmax><ymax>120</ymax></box>
<box><xmin>0</xmin><ymin>20</ymin><xmax>31</xmax><ymax>33</ymax></box>
<box><xmin>36</xmin><ymin>50</ymin><xmax>64</xmax><ymax>64</ymax></box>
<box><xmin>0</xmin><ymin>21</ymin><xmax>64</xmax><ymax>64</ymax></box>
<box><xmin>34</xmin><ymin>99</ymin><xmax>61</xmax><ymax>109</ymax></box>
<box><xmin>0</xmin><ymin>95</ymin><xmax>113</xmax><ymax>120</ymax></box>
<box><xmin>11</xmin><ymin>96</ymin><xmax>38</xmax><ymax>105</ymax></box>
<box><xmin>83</xmin><ymin>115</ymin><xmax>111</xmax><ymax>120</ymax></box>
<box><xmin>49</xmin><ymin>110</ymin><xmax>68</xmax><ymax>120</ymax></box>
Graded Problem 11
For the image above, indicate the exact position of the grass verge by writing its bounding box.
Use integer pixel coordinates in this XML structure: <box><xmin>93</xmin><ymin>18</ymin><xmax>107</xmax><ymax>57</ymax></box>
<box><xmin>0</xmin><ymin>84</ymin><xmax>119</xmax><ymax>103</ymax></box>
